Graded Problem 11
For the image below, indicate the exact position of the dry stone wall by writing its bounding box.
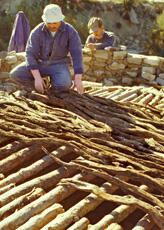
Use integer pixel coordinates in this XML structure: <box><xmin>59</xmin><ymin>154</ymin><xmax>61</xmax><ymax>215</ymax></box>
<box><xmin>0</xmin><ymin>48</ymin><xmax>164</xmax><ymax>96</ymax></box>
<box><xmin>81</xmin><ymin>46</ymin><xmax>164</xmax><ymax>87</ymax></box>
<box><xmin>0</xmin><ymin>51</ymin><xmax>26</xmax><ymax>95</ymax></box>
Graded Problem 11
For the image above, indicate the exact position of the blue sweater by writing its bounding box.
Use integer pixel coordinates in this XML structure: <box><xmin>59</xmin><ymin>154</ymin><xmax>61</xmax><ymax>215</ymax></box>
<box><xmin>85</xmin><ymin>31</ymin><xmax>115</xmax><ymax>49</ymax></box>
<box><xmin>25</xmin><ymin>21</ymin><xmax>83</xmax><ymax>74</ymax></box>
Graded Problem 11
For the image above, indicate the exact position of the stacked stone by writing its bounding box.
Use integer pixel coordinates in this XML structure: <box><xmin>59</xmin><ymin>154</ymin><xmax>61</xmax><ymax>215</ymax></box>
<box><xmin>0</xmin><ymin>51</ymin><xmax>26</xmax><ymax>96</ymax></box>
<box><xmin>81</xmin><ymin>47</ymin><xmax>164</xmax><ymax>87</ymax></box>
<box><xmin>1</xmin><ymin>49</ymin><xmax>164</xmax><ymax>89</ymax></box>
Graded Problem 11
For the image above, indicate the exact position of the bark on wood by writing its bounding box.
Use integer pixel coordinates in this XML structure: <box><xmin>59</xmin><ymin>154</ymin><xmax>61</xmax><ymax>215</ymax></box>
<box><xmin>0</xmin><ymin>145</ymin><xmax>43</xmax><ymax>174</ymax></box>
<box><xmin>0</xmin><ymin>165</ymin><xmax>76</xmax><ymax>207</ymax></box>
<box><xmin>0</xmin><ymin>141</ymin><xmax>29</xmax><ymax>160</ymax></box>
<box><xmin>0</xmin><ymin>145</ymin><xmax>72</xmax><ymax>188</ymax></box>
<box><xmin>88</xmin><ymin>185</ymin><xmax>149</xmax><ymax>230</ymax></box>
<box><xmin>41</xmin><ymin>181</ymin><xmax>125</xmax><ymax>230</ymax></box>
<box><xmin>105</xmin><ymin>223</ymin><xmax>123</xmax><ymax>230</ymax></box>
<box><xmin>132</xmin><ymin>214</ymin><xmax>155</xmax><ymax>230</ymax></box>
<box><xmin>0</xmin><ymin>183</ymin><xmax>15</xmax><ymax>195</ymax></box>
<box><xmin>0</xmin><ymin>88</ymin><xmax>164</xmax><ymax>229</ymax></box>
<box><xmin>48</xmin><ymin>157</ymin><xmax>164</xmax><ymax>210</ymax></box>
<box><xmin>0</xmin><ymin>172</ymin><xmax>94</xmax><ymax>230</ymax></box>
<box><xmin>0</xmin><ymin>174</ymin><xmax>4</xmax><ymax>180</ymax></box>
<box><xmin>67</xmin><ymin>217</ymin><xmax>90</xmax><ymax>230</ymax></box>
<box><xmin>73</xmin><ymin>158</ymin><xmax>164</xmax><ymax>194</ymax></box>
<box><xmin>17</xmin><ymin>203</ymin><xmax>64</xmax><ymax>230</ymax></box>
<box><xmin>59</xmin><ymin>179</ymin><xmax>164</xmax><ymax>229</ymax></box>
<box><xmin>0</xmin><ymin>187</ymin><xmax>45</xmax><ymax>220</ymax></box>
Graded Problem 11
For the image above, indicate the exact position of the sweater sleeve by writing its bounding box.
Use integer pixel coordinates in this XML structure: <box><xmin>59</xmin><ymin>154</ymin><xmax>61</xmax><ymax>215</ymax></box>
<box><xmin>95</xmin><ymin>32</ymin><xmax>115</xmax><ymax>49</ymax></box>
<box><xmin>25</xmin><ymin>28</ymin><xmax>41</xmax><ymax>70</ymax></box>
<box><xmin>68</xmin><ymin>28</ymin><xmax>83</xmax><ymax>74</ymax></box>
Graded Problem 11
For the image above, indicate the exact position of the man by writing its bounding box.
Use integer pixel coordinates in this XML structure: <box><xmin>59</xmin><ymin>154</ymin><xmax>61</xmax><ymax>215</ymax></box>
<box><xmin>10</xmin><ymin>4</ymin><xmax>84</xmax><ymax>94</ymax></box>
<box><xmin>85</xmin><ymin>17</ymin><xmax>115</xmax><ymax>50</ymax></box>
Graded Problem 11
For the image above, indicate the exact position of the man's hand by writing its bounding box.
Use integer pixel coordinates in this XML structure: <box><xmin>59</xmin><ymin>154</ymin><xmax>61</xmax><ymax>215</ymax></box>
<box><xmin>86</xmin><ymin>43</ymin><xmax>96</xmax><ymax>50</ymax></box>
<box><xmin>30</xmin><ymin>69</ymin><xmax>46</xmax><ymax>94</ymax></box>
<box><xmin>73</xmin><ymin>74</ymin><xmax>84</xmax><ymax>94</ymax></box>
<box><xmin>34</xmin><ymin>77</ymin><xmax>46</xmax><ymax>94</ymax></box>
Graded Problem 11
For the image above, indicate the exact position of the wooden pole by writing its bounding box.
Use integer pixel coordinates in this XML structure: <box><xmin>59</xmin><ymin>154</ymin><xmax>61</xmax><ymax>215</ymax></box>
<box><xmin>132</xmin><ymin>214</ymin><xmax>155</xmax><ymax>230</ymax></box>
<box><xmin>67</xmin><ymin>217</ymin><xmax>90</xmax><ymax>230</ymax></box>
<box><xmin>0</xmin><ymin>187</ymin><xmax>45</xmax><ymax>221</ymax></box>
<box><xmin>88</xmin><ymin>185</ymin><xmax>149</xmax><ymax>230</ymax></box>
<box><xmin>0</xmin><ymin>172</ymin><xmax>94</xmax><ymax>229</ymax></box>
<box><xmin>17</xmin><ymin>203</ymin><xmax>64</xmax><ymax>230</ymax></box>
<box><xmin>0</xmin><ymin>165</ymin><xmax>76</xmax><ymax>208</ymax></box>
<box><xmin>40</xmin><ymin>180</ymin><xmax>125</xmax><ymax>230</ymax></box>
<box><xmin>105</xmin><ymin>223</ymin><xmax>123</xmax><ymax>230</ymax></box>
<box><xmin>0</xmin><ymin>183</ymin><xmax>15</xmax><ymax>195</ymax></box>
<box><xmin>0</xmin><ymin>145</ymin><xmax>72</xmax><ymax>188</ymax></box>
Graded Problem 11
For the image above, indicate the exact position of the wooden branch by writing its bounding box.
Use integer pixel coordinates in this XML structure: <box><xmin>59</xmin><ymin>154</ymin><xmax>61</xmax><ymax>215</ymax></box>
<box><xmin>0</xmin><ymin>145</ymin><xmax>72</xmax><ymax>188</ymax></box>
<box><xmin>59</xmin><ymin>179</ymin><xmax>164</xmax><ymax>229</ymax></box>
<box><xmin>0</xmin><ymin>164</ymin><xmax>76</xmax><ymax>208</ymax></box>
<box><xmin>73</xmin><ymin>158</ymin><xmax>164</xmax><ymax>194</ymax></box>
<box><xmin>47</xmin><ymin>155</ymin><xmax>164</xmax><ymax>210</ymax></box>
<box><xmin>0</xmin><ymin>187</ymin><xmax>45</xmax><ymax>220</ymax></box>
<box><xmin>132</xmin><ymin>213</ymin><xmax>154</xmax><ymax>230</ymax></box>
<box><xmin>17</xmin><ymin>203</ymin><xmax>64</xmax><ymax>230</ymax></box>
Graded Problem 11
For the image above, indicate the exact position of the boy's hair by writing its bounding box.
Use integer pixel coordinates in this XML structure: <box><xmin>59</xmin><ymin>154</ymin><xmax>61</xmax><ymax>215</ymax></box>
<box><xmin>88</xmin><ymin>17</ymin><xmax>103</xmax><ymax>34</ymax></box>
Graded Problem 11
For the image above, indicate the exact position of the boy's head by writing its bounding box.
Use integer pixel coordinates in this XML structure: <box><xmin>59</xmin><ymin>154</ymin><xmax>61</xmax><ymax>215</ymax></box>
<box><xmin>88</xmin><ymin>17</ymin><xmax>103</xmax><ymax>34</ymax></box>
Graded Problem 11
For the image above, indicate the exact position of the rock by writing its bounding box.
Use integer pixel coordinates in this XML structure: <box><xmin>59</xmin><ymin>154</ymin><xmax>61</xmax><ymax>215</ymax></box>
<box><xmin>129</xmin><ymin>7</ymin><xmax>139</xmax><ymax>24</ymax></box>
<box><xmin>156</xmin><ymin>77</ymin><xmax>164</xmax><ymax>86</ymax></box>
<box><xmin>142</xmin><ymin>72</ymin><xmax>156</xmax><ymax>81</ymax></box>
<box><xmin>0</xmin><ymin>51</ymin><xmax>8</xmax><ymax>59</ymax></box>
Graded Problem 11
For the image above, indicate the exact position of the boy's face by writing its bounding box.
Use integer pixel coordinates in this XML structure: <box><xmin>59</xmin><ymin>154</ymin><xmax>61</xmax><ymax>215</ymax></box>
<box><xmin>46</xmin><ymin>21</ymin><xmax>61</xmax><ymax>32</ymax></box>
<box><xmin>93</xmin><ymin>25</ymin><xmax>104</xmax><ymax>39</ymax></box>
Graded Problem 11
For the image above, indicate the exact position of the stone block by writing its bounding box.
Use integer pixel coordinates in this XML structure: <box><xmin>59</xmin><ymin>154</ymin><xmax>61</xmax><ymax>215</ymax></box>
<box><xmin>83</xmin><ymin>56</ymin><xmax>92</xmax><ymax>63</ymax></box>
<box><xmin>94</xmin><ymin>50</ymin><xmax>108</xmax><ymax>60</ymax></box>
<box><xmin>142</xmin><ymin>66</ymin><xmax>155</xmax><ymax>74</ymax></box>
<box><xmin>95</xmin><ymin>57</ymin><xmax>108</xmax><ymax>63</ymax></box>
<box><xmin>93</xmin><ymin>70</ymin><xmax>104</xmax><ymax>77</ymax></box>
<box><xmin>126</xmin><ymin>71</ymin><xmax>137</xmax><ymax>78</ymax></box>
<box><xmin>142</xmin><ymin>72</ymin><xmax>156</xmax><ymax>81</ymax></box>
<box><xmin>0</xmin><ymin>72</ymin><xmax>10</xmax><ymax>81</ymax></box>
<box><xmin>122</xmin><ymin>77</ymin><xmax>133</xmax><ymax>85</ymax></box>
<box><xmin>103</xmin><ymin>78</ymin><xmax>114</xmax><ymax>86</ymax></box>
<box><xmin>109</xmin><ymin>62</ymin><xmax>125</xmax><ymax>70</ymax></box>
<box><xmin>113</xmin><ymin>51</ymin><xmax>127</xmax><ymax>60</ymax></box>
<box><xmin>159</xmin><ymin>73</ymin><xmax>164</xmax><ymax>79</ymax></box>
<box><xmin>143</xmin><ymin>56</ymin><xmax>160</xmax><ymax>66</ymax></box>
<box><xmin>92</xmin><ymin>61</ymin><xmax>106</xmax><ymax>70</ymax></box>
<box><xmin>82</xmin><ymin>48</ymin><xmax>92</xmax><ymax>56</ymax></box>
<box><xmin>127</xmin><ymin>53</ymin><xmax>143</xmax><ymax>65</ymax></box>
<box><xmin>5</xmin><ymin>55</ymin><xmax>17</xmax><ymax>64</ymax></box>
<box><xmin>83</xmin><ymin>64</ymin><xmax>89</xmax><ymax>73</ymax></box>
<box><xmin>156</xmin><ymin>77</ymin><xmax>164</xmax><ymax>86</ymax></box>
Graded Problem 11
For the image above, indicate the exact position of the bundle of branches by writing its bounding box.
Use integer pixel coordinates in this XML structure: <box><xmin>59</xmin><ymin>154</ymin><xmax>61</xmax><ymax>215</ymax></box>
<box><xmin>0</xmin><ymin>89</ymin><xmax>164</xmax><ymax>228</ymax></box>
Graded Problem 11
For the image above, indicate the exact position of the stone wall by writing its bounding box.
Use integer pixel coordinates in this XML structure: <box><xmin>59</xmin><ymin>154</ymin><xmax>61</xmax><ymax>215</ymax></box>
<box><xmin>80</xmin><ymin>46</ymin><xmax>164</xmax><ymax>87</ymax></box>
<box><xmin>0</xmin><ymin>48</ymin><xmax>164</xmax><ymax>90</ymax></box>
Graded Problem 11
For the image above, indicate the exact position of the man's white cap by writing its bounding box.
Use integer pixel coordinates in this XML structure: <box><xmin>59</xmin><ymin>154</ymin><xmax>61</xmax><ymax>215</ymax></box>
<box><xmin>42</xmin><ymin>4</ymin><xmax>65</xmax><ymax>23</ymax></box>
